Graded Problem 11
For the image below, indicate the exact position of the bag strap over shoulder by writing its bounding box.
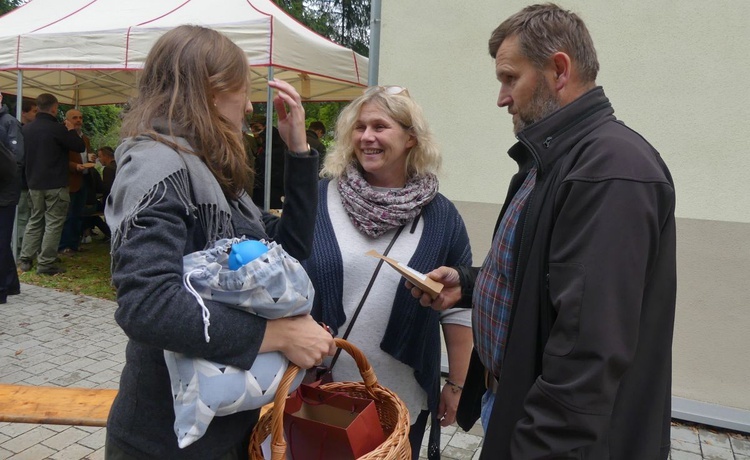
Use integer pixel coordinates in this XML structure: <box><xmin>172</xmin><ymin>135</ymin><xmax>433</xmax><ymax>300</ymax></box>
<box><xmin>328</xmin><ymin>223</ymin><xmax>406</xmax><ymax>370</ymax></box>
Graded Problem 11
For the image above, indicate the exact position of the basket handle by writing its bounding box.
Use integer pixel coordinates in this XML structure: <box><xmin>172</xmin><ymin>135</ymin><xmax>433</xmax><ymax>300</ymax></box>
<box><xmin>266</xmin><ymin>338</ymin><xmax>378</xmax><ymax>460</ymax></box>
<box><xmin>331</xmin><ymin>338</ymin><xmax>379</xmax><ymax>393</ymax></box>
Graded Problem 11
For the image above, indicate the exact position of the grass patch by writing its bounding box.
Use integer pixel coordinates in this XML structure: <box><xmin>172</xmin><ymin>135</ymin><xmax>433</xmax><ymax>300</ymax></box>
<box><xmin>19</xmin><ymin>237</ymin><xmax>116</xmax><ymax>301</ymax></box>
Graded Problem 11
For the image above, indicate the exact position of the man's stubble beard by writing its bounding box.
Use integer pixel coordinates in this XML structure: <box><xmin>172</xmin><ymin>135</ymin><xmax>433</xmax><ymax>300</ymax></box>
<box><xmin>513</xmin><ymin>77</ymin><xmax>562</xmax><ymax>134</ymax></box>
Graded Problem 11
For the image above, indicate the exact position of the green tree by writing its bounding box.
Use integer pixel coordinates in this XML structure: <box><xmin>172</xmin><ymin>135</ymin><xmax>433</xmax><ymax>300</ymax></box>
<box><xmin>0</xmin><ymin>0</ymin><xmax>23</xmax><ymax>15</ymax></box>
<box><xmin>319</xmin><ymin>0</ymin><xmax>371</xmax><ymax>57</ymax></box>
<box><xmin>275</xmin><ymin>0</ymin><xmax>305</xmax><ymax>20</ymax></box>
<box><xmin>58</xmin><ymin>104</ymin><xmax>123</xmax><ymax>151</ymax></box>
<box><xmin>81</xmin><ymin>105</ymin><xmax>122</xmax><ymax>150</ymax></box>
<box><xmin>276</xmin><ymin>0</ymin><xmax>370</xmax><ymax>56</ymax></box>
<box><xmin>303</xmin><ymin>102</ymin><xmax>346</xmax><ymax>144</ymax></box>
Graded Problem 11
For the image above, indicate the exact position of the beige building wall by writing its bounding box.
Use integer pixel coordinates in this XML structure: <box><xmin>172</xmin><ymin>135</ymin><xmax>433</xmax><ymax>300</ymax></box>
<box><xmin>378</xmin><ymin>1</ymin><xmax>750</xmax><ymax>416</ymax></box>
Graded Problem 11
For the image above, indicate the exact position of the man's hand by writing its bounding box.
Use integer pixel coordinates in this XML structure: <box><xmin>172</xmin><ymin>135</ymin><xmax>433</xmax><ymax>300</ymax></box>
<box><xmin>268</xmin><ymin>78</ymin><xmax>308</xmax><ymax>153</ymax></box>
<box><xmin>405</xmin><ymin>266</ymin><xmax>462</xmax><ymax>311</ymax></box>
<box><xmin>261</xmin><ymin>314</ymin><xmax>336</xmax><ymax>369</ymax></box>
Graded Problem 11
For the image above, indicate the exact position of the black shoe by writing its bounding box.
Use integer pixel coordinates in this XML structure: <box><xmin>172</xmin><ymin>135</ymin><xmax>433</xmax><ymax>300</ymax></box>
<box><xmin>37</xmin><ymin>266</ymin><xmax>66</xmax><ymax>276</ymax></box>
<box><xmin>18</xmin><ymin>260</ymin><xmax>32</xmax><ymax>272</ymax></box>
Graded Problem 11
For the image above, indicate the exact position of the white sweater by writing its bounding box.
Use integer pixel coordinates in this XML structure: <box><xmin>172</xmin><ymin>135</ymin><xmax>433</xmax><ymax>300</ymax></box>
<box><xmin>324</xmin><ymin>180</ymin><xmax>471</xmax><ymax>424</ymax></box>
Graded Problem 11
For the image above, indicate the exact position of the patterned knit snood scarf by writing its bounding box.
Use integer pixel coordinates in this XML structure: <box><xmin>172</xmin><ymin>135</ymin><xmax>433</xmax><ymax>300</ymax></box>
<box><xmin>337</xmin><ymin>164</ymin><xmax>438</xmax><ymax>238</ymax></box>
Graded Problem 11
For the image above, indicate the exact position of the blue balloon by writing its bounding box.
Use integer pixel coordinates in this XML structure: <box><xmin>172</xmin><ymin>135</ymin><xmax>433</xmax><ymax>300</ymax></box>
<box><xmin>228</xmin><ymin>240</ymin><xmax>269</xmax><ymax>270</ymax></box>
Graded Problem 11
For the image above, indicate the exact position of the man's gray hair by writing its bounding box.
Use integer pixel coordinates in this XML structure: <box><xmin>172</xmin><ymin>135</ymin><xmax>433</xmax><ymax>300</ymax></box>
<box><xmin>489</xmin><ymin>3</ymin><xmax>599</xmax><ymax>83</ymax></box>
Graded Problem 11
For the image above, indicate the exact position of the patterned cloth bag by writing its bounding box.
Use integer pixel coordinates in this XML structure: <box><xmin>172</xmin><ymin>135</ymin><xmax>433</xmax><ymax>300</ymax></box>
<box><xmin>165</xmin><ymin>238</ymin><xmax>311</xmax><ymax>448</ymax></box>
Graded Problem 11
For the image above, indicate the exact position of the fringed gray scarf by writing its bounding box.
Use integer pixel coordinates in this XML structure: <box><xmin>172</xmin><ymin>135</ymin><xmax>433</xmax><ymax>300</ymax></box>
<box><xmin>337</xmin><ymin>164</ymin><xmax>438</xmax><ymax>238</ymax></box>
<box><xmin>105</xmin><ymin>135</ymin><xmax>234</xmax><ymax>252</ymax></box>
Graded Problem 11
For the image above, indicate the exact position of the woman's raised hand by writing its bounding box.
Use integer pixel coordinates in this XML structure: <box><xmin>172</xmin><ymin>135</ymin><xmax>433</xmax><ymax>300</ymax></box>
<box><xmin>268</xmin><ymin>79</ymin><xmax>308</xmax><ymax>153</ymax></box>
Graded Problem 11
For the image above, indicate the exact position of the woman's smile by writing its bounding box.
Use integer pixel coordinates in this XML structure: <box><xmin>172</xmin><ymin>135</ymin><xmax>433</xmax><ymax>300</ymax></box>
<box><xmin>353</xmin><ymin>102</ymin><xmax>415</xmax><ymax>188</ymax></box>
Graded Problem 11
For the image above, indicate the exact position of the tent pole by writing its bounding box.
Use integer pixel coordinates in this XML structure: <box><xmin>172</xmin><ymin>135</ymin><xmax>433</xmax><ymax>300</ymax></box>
<box><xmin>14</xmin><ymin>71</ymin><xmax>23</xmax><ymax>119</ymax></box>
<box><xmin>368</xmin><ymin>0</ymin><xmax>382</xmax><ymax>85</ymax></box>
<box><xmin>12</xmin><ymin>70</ymin><xmax>23</xmax><ymax>259</ymax></box>
<box><xmin>263</xmin><ymin>67</ymin><xmax>274</xmax><ymax>211</ymax></box>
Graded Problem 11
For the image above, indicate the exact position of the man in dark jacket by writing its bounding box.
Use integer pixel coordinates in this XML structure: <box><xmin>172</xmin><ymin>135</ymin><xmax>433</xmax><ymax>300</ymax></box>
<box><xmin>249</xmin><ymin>114</ymin><xmax>288</xmax><ymax>210</ymax></box>
<box><xmin>0</xmin><ymin>93</ymin><xmax>23</xmax><ymax>303</ymax></box>
<box><xmin>18</xmin><ymin>93</ymin><xmax>85</xmax><ymax>275</ymax></box>
<box><xmin>0</xmin><ymin>93</ymin><xmax>23</xmax><ymax>203</ymax></box>
<box><xmin>98</xmin><ymin>145</ymin><xmax>117</xmax><ymax>203</ymax></box>
<box><xmin>408</xmin><ymin>4</ymin><xmax>676</xmax><ymax>459</ymax></box>
<box><xmin>306</xmin><ymin>120</ymin><xmax>327</xmax><ymax>170</ymax></box>
<box><xmin>0</xmin><ymin>93</ymin><xmax>23</xmax><ymax>164</ymax></box>
<box><xmin>15</xmin><ymin>99</ymin><xmax>37</xmax><ymax>256</ymax></box>
<box><xmin>81</xmin><ymin>146</ymin><xmax>116</xmax><ymax>242</ymax></box>
<box><xmin>0</xmin><ymin>142</ymin><xmax>20</xmax><ymax>303</ymax></box>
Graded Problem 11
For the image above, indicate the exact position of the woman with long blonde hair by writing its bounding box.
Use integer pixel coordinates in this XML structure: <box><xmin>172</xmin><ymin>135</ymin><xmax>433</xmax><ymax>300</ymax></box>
<box><xmin>306</xmin><ymin>86</ymin><xmax>473</xmax><ymax>459</ymax></box>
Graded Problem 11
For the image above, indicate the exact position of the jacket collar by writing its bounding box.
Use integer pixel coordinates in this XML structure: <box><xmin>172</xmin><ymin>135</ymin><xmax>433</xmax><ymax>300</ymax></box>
<box><xmin>509</xmin><ymin>86</ymin><xmax>614</xmax><ymax>176</ymax></box>
<box><xmin>35</xmin><ymin>112</ymin><xmax>58</xmax><ymax>122</ymax></box>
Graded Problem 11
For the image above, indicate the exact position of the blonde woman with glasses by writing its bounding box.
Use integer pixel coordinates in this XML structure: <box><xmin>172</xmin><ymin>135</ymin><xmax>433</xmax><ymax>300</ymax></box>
<box><xmin>304</xmin><ymin>85</ymin><xmax>474</xmax><ymax>459</ymax></box>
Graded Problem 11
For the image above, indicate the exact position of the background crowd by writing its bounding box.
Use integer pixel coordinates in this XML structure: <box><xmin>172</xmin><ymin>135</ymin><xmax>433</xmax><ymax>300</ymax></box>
<box><xmin>0</xmin><ymin>92</ymin><xmax>328</xmax><ymax>283</ymax></box>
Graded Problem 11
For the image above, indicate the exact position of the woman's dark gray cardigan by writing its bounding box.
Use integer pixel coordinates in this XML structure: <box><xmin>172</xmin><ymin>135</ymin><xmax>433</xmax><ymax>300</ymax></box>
<box><xmin>106</xmin><ymin>139</ymin><xmax>318</xmax><ymax>459</ymax></box>
<box><xmin>304</xmin><ymin>179</ymin><xmax>472</xmax><ymax>458</ymax></box>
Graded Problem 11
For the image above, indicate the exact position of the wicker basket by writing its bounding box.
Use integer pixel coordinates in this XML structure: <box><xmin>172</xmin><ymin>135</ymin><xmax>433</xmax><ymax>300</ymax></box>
<box><xmin>249</xmin><ymin>338</ymin><xmax>411</xmax><ymax>460</ymax></box>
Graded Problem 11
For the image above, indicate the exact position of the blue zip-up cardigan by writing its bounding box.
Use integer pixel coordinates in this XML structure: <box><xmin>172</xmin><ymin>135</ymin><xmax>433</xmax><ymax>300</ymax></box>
<box><xmin>305</xmin><ymin>179</ymin><xmax>472</xmax><ymax>427</ymax></box>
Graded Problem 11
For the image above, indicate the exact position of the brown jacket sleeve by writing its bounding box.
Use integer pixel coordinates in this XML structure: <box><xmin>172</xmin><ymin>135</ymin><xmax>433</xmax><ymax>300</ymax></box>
<box><xmin>68</xmin><ymin>150</ymin><xmax>83</xmax><ymax>193</ymax></box>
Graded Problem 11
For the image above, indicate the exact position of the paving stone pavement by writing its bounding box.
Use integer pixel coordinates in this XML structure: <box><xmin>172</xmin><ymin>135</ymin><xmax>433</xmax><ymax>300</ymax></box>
<box><xmin>2</xmin><ymin>284</ymin><xmax>749</xmax><ymax>459</ymax></box>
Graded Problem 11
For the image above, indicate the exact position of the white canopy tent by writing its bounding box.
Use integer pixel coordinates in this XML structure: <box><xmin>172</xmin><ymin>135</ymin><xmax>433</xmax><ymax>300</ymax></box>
<box><xmin>0</xmin><ymin>0</ymin><xmax>369</xmax><ymax>105</ymax></box>
<box><xmin>0</xmin><ymin>0</ymin><xmax>369</xmax><ymax>213</ymax></box>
